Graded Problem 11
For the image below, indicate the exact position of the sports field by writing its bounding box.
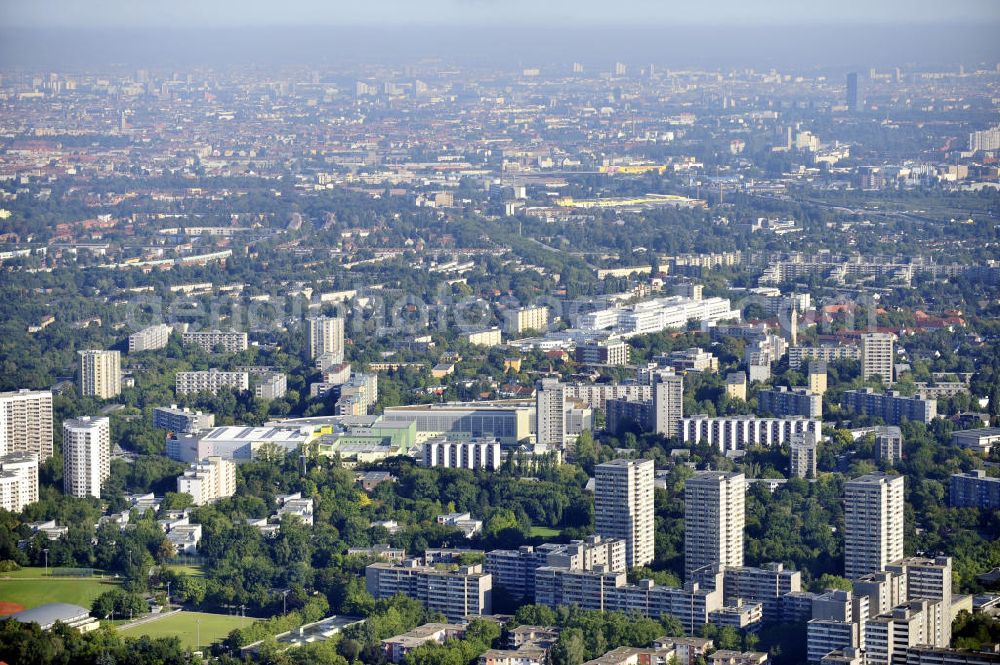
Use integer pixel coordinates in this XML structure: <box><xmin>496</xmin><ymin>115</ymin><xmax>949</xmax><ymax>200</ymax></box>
<box><xmin>529</xmin><ymin>525</ymin><xmax>561</xmax><ymax>538</ymax></box>
<box><xmin>0</xmin><ymin>572</ymin><xmax>117</xmax><ymax>610</ymax></box>
<box><xmin>163</xmin><ymin>563</ymin><xmax>204</xmax><ymax>578</ymax></box>
<box><xmin>0</xmin><ymin>566</ymin><xmax>52</xmax><ymax>579</ymax></box>
<box><xmin>119</xmin><ymin>610</ymin><xmax>255</xmax><ymax>651</ymax></box>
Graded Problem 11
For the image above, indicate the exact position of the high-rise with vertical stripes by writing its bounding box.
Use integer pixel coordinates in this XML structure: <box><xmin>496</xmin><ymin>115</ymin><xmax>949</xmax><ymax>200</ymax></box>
<box><xmin>862</xmin><ymin>333</ymin><xmax>894</xmax><ymax>386</ymax></box>
<box><xmin>78</xmin><ymin>350</ymin><xmax>121</xmax><ymax>399</ymax></box>
<box><xmin>684</xmin><ymin>471</ymin><xmax>745</xmax><ymax>579</ymax></box>
<box><xmin>306</xmin><ymin>316</ymin><xmax>345</xmax><ymax>361</ymax></box>
<box><xmin>0</xmin><ymin>389</ymin><xmax>53</xmax><ymax>459</ymax></box>
<box><xmin>844</xmin><ymin>473</ymin><xmax>905</xmax><ymax>580</ymax></box>
<box><xmin>536</xmin><ymin>378</ymin><xmax>566</xmax><ymax>448</ymax></box>
<box><xmin>595</xmin><ymin>458</ymin><xmax>654</xmax><ymax>569</ymax></box>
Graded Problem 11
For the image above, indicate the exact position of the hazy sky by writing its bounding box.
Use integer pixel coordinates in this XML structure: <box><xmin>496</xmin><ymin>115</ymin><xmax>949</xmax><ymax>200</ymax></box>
<box><xmin>4</xmin><ymin>0</ymin><xmax>999</xmax><ymax>27</ymax></box>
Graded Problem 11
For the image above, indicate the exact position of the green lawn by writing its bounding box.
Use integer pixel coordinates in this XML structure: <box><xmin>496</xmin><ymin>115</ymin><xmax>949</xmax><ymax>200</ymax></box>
<box><xmin>0</xmin><ymin>566</ymin><xmax>106</xmax><ymax>579</ymax></box>
<box><xmin>529</xmin><ymin>525</ymin><xmax>561</xmax><ymax>538</ymax></box>
<box><xmin>164</xmin><ymin>564</ymin><xmax>204</xmax><ymax>578</ymax></box>
<box><xmin>0</xmin><ymin>566</ymin><xmax>47</xmax><ymax>579</ymax></box>
<box><xmin>119</xmin><ymin>611</ymin><xmax>255</xmax><ymax>651</ymax></box>
<box><xmin>0</xmin><ymin>576</ymin><xmax>117</xmax><ymax>610</ymax></box>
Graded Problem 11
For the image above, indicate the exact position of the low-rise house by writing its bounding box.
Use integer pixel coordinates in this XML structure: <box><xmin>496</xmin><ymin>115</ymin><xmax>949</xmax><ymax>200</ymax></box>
<box><xmin>381</xmin><ymin>623</ymin><xmax>466</xmax><ymax>663</ymax></box>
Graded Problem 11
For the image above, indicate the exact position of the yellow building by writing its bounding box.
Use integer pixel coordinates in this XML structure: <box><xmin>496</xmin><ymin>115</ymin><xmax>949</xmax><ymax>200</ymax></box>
<box><xmin>432</xmin><ymin>363</ymin><xmax>456</xmax><ymax>379</ymax></box>
<box><xmin>725</xmin><ymin>372</ymin><xmax>747</xmax><ymax>401</ymax></box>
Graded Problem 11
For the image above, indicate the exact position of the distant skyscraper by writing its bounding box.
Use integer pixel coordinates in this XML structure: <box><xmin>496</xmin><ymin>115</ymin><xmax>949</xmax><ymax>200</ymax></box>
<box><xmin>845</xmin><ymin>474</ymin><xmax>905</xmax><ymax>580</ymax></box>
<box><xmin>595</xmin><ymin>458</ymin><xmax>654</xmax><ymax>568</ymax></box>
<box><xmin>862</xmin><ymin>333</ymin><xmax>894</xmax><ymax>386</ymax></box>
<box><xmin>536</xmin><ymin>378</ymin><xmax>566</xmax><ymax>448</ymax></box>
<box><xmin>78</xmin><ymin>350</ymin><xmax>121</xmax><ymax>399</ymax></box>
<box><xmin>653</xmin><ymin>372</ymin><xmax>684</xmax><ymax>437</ymax></box>
<box><xmin>790</xmin><ymin>431</ymin><xmax>818</xmax><ymax>479</ymax></box>
<box><xmin>62</xmin><ymin>416</ymin><xmax>110</xmax><ymax>499</ymax></box>
<box><xmin>306</xmin><ymin>316</ymin><xmax>344</xmax><ymax>361</ymax></box>
<box><xmin>685</xmin><ymin>471</ymin><xmax>745</xmax><ymax>579</ymax></box>
<box><xmin>846</xmin><ymin>72</ymin><xmax>859</xmax><ymax>112</ymax></box>
<box><xmin>0</xmin><ymin>389</ymin><xmax>53</xmax><ymax>459</ymax></box>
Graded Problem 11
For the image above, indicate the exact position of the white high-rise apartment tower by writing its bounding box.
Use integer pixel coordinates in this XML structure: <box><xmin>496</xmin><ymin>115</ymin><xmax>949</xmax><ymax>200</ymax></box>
<box><xmin>595</xmin><ymin>458</ymin><xmax>654</xmax><ymax>568</ymax></box>
<box><xmin>306</xmin><ymin>317</ymin><xmax>345</xmax><ymax>361</ymax></box>
<box><xmin>78</xmin><ymin>350</ymin><xmax>121</xmax><ymax>399</ymax></box>
<box><xmin>862</xmin><ymin>333</ymin><xmax>894</xmax><ymax>386</ymax></box>
<box><xmin>62</xmin><ymin>416</ymin><xmax>110</xmax><ymax>498</ymax></box>
<box><xmin>845</xmin><ymin>473</ymin><xmax>905</xmax><ymax>580</ymax></box>
<box><xmin>536</xmin><ymin>378</ymin><xmax>566</xmax><ymax>448</ymax></box>
<box><xmin>0</xmin><ymin>453</ymin><xmax>39</xmax><ymax>512</ymax></box>
<box><xmin>0</xmin><ymin>389</ymin><xmax>53</xmax><ymax>459</ymax></box>
<box><xmin>653</xmin><ymin>372</ymin><xmax>684</xmax><ymax>437</ymax></box>
<box><xmin>684</xmin><ymin>471</ymin><xmax>745</xmax><ymax>579</ymax></box>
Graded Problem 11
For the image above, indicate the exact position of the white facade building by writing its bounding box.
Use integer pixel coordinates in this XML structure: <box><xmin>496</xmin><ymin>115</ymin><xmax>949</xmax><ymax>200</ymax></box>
<box><xmin>679</xmin><ymin>415</ymin><xmax>822</xmax><ymax>452</ymax></box>
<box><xmin>306</xmin><ymin>316</ymin><xmax>345</xmax><ymax>360</ymax></box>
<box><xmin>0</xmin><ymin>389</ymin><xmax>53</xmax><ymax>459</ymax></box>
<box><xmin>128</xmin><ymin>324</ymin><xmax>172</xmax><ymax>353</ymax></box>
<box><xmin>595</xmin><ymin>458</ymin><xmax>655</xmax><ymax>569</ymax></box>
<box><xmin>579</xmin><ymin>296</ymin><xmax>738</xmax><ymax>337</ymax></box>
<box><xmin>176</xmin><ymin>456</ymin><xmax>236</xmax><ymax>505</ymax></box>
<box><xmin>62</xmin><ymin>416</ymin><xmax>110</xmax><ymax>498</ymax></box>
<box><xmin>181</xmin><ymin>330</ymin><xmax>249</xmax><ymax>354</ymax></box>
<box><xmin>862</xmin><ymin>333</ymin><xmax>895</xmax><ymax>386</ymax></box>
<box><xmin>421</xmin><ymin>438</ymin><xmax>502</xmax><ymax>470</ymax></box>
<box><xmin>504</xmin><ymin>306</ymin><xmax>549</xmax><ymax>334</ymax></box>
<box><xmin>0</xmin><ymin>452</ymin><xmax>39</xmax><ymax>512</ymax></box>
<box><xmin>175</xmin><ymin>370</ymin><xmax>250</xmax><ymax>395</ymax></box>
<box><xmin>536</xmin><ymin>378</ymin><xmax>566</xmax><ymax>448</ymax></box>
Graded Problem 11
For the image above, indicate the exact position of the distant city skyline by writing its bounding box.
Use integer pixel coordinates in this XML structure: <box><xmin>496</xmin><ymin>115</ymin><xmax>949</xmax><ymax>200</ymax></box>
<box><xmin>3</xmin><ymin>0</ymin><xmax>999</xmax><ymax>28</ymax></box>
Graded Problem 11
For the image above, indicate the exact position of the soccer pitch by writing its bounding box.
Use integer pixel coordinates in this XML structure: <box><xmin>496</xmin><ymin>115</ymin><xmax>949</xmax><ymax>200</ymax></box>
<box><xmin>119</xmin><ymin>610</ymin><xmax>255</xmax><ymax>651</ymax></box>
<box><xmin>0</xmin><ymin>574</ymin><xmax>117</xmax><ymax>610</ymax></box>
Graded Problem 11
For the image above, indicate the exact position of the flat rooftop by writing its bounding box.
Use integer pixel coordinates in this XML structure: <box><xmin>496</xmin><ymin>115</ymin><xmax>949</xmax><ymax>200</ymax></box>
<box><xmin>202</xmin><ymin>426</ymin><xmax>312</xmax><ymax>442</ymax></box>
